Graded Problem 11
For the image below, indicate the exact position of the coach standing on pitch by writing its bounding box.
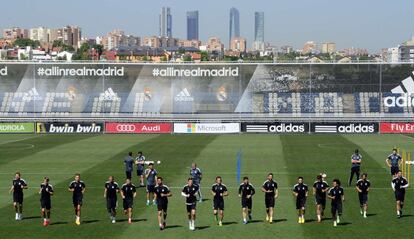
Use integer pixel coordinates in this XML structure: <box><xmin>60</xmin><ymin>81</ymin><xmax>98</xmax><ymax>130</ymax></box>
<box><xmin>124</xmin><ymin>152</ymin><xmax>134</xmax><ymax>180</ymax></box>
<box><xmin>348</xmin><ymin>149</ymin><xmax>362</xmax><ymax>186</ymax></box>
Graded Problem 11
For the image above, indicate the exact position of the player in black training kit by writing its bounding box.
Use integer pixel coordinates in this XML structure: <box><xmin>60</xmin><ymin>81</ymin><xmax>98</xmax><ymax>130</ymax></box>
<box><xmin>238</xmin><ymin>176</ymin><xmax>255</xmax><ymax>224</ymax></box>
<box><xmin>313</xmin><ymin>174</ymin><xmax>329</xmax><ymax>222</ymax></box>
<box><xmin>386</xmin><ymin>148</ymin><xmax>402</xmax><ymax>177</ymax></box>
<box><xmin>293</xmin><ymin>177</ymin><xmax>309</xmax><ymax>224</ymax></box>
<box><xmin>68</xmin><ymin>173</ymin><xmax>86</xmax><ymax>225</ymax></box>
<box><xmin>328</xmin><ymin>179</ymin><xmax>344</xmax><ymax>227</ymax></box>
<box><xmin>261</xmin><ymin>173</ymin><xmax>278</xmax><ymax>223</ymax></box>
<box><xmin>211</xmin><ymin>176</ymin><xmax>228</xmax><ymax>226</ymax></box>
<box><xmin>355</xmin><ymin>173</ymin><xmax>370</xmax><ymax>218</ymax></box>
<box><xmin>9</xmin><ymin>172</ymin><xmax>28</xmax><ymax>221</ymax></box>
<box><xmin>104</xmin><ymin>176</ymin><xmax>120</xmax><ymax>223</ymax></box>
<box><xmin>39</xmin><ymin>177</ymin><xmax>53</xmax><ymax>226</ymax></box>
<box><xmin>391</xmin><ymin>170</ymin><xmax>409</xmax><ymax>218</ymax></box>
<box><xmin>181</xmin><ymin>177</ymin><xmax>199</xmax><ymax>230</ymax></box>
<box><xmin>154</xmin><ymin>177</ymin><xmax>172</xmax><ymax>230</ymax></box>
<box><xmin>120</xmin><ymin>178</ymin><xmax>136</xmax><ymax>224</ymax></box>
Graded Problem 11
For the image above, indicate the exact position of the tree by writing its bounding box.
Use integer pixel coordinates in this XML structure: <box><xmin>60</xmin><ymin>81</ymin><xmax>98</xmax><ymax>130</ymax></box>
<box><xmin>200</xmin><ymin>51</ymin><xmax>209</xmax><ymax>61</ymax></box>
<box><xmin>52</xmin><ymin>40</ymin><xmax>75</xmax><ymax>52</ymax></box>
<box><xmin>13</xmin><ymin>38</ymin><xmax>40</xmax><ymax>48</ymax></box>
<box><xmin>183</xmin><ymin>55</ymin><xmax>192</xmax><ymax>62</ymax></box>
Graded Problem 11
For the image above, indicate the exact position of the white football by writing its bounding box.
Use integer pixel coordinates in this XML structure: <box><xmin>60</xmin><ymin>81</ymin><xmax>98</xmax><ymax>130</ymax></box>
<box><xmin>322</xmin><ymin>173</ymin><xmax>327</xmax><ymax>178</ymax></box>
<box><xmin>157</xmin><ymin>160</ymin><xmax>161</xmax><ymax>165</ymax></box>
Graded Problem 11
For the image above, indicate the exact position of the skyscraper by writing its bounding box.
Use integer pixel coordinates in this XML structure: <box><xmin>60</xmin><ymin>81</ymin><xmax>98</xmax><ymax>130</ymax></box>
<box><xmin>229</xmin><ymin>7</ymin><xmax>240</xmax><ymax>48</ymax></box>
<box><xmin>254</xmin><ymin>12</ymin><xmax>265</xmax><ymax>51</ymax></box>
<box><xmin>187</xmin><ymin>11</ymin><xmax>199</xmax><ymax>40</ymax></box>
<box><xmin>159</xmin><ymin>7</ymin><xmax>172</xmax><ymax>38</ymax></box>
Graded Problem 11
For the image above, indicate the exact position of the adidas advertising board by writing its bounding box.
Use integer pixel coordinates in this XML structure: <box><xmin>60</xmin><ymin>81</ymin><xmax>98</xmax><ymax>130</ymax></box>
<box><xmin>311</xmin><ymin>123</ymin><xmax>378</xmax><ymax>134</ymax></box>
<box><xmin>174</xmin><ymin>123</ymin><xmax>240</xmax><ymax>134</ymax></box>
<box><xmin>36</xmin><ymin>122</ymin><xmax>104</xmax><ymax>134</ymax></box>
<box><xmin>385</xmin><ymin>72</ymin><xmax>414</xmax><ymax>107</ymax></box>
<box><xmin>242</xmin><ymin>123</ymin><xmax>308</xmax><ymax>133</ymax></box>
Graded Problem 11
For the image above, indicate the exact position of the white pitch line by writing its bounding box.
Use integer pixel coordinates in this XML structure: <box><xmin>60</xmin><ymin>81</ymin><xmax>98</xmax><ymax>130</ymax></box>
<box><xmin>0</xmin><ymin>135</ymin><xmax>40</xmax><ymax>146</ymax></box>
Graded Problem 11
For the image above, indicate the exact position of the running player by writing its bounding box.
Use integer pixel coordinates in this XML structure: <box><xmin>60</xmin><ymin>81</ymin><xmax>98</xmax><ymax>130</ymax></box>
<box><xmin>356</xmin><ymin>173</ymin><xmax>370</xmax><ymax>218</ymax></box>
<box><xmin>392</xmin><ymin>170</ymin><xmax>409</xmax><ymax>218</ymax></box>
<box><xmin>145</xmin><ymin>163</ymin><xmax>157</xmax><ymax>206</ymax></box>
<box><xmin>124</xmin><ymin>152</ymin><xmax>134</xmax><ymax>180</ymax></box>
<box><xmin>120</xmin><ymin>178</ymin><xmax>136</xmax><ymax>224</ymax></box>
<box><xmin>190</xmin><ymin>163</ymin><xmax>203</xmax><ymax>202</ymax></box>
<box><xmin>348</xmin><ymin>149</ymin><xmax>362</xmax><ymax>186</ymax></box>
<box><xmin>238</xmin><ymin>176</ymin><xmax>255</xmax><ymax>224</ymax></box>
<box><xmin>104</xmin><ymin>176</ymin><xmax>120</xmax><ymax>223</ymax></box>
<box><xmin>154</xmin><ymin>177</ymin><xmax>172</xmax><ymax>230</ymax></box>
<box><xmin>9</xmin><ymin>172</ymin><xmax>28</xmax><ymax>221</ymax></box>
<box><xmin>293</xmin><ymin>177</ymin><xmax>308</xmax><ymax>224</ymax></box>
<box><xmin>211</xmin><ymin>176</ymin><xmax>228</xmax><ymax>226</ymax></box>
<box><xmin>181</xmin><ymin>177</ymin><xmax>199</xmax><ymax>230</ymax></box>
<box><xmin>135</xmin><ymin>151</ymin><xmax>146</xmax><ymax>187</ymax></box>
<box><xmin>68</xmin><ymin>173</ymin><xmax>86</xmax><ymax>225</ymax></box>
<box><xmin>386</xmin><ymin>148</ymin><xmax>402</xmax><ymax>177</ymax></box>
<box><xmin>261</xmin><ymin>173</ymin><xmax>278</xmax><ymax>223</ymax></box>
<box><xmin>328</xmin><ymin>179</ymin><xmax>344</xmax><ymax>227</ymax></box>
<box><xmin>313</xmin><ymin>174</ymin><xmax>329</xmax><ymax>222</ymax></box>
<box><xmin>39</xmin><ymin>177</ymin><xmax>53</xmax><ymax>226</ymax></box>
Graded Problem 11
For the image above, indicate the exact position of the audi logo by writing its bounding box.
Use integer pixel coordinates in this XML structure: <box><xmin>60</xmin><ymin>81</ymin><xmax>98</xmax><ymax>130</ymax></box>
<box><xmin>116</xmin><ymin>124</ymin><xmax>136</xmax><ymax>132</ymax></box>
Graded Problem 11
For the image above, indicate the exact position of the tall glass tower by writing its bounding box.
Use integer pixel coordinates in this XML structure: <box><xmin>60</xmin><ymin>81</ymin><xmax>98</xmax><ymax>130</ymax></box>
<box><xmin>187</xmin><ymin>11</ymin><xmax>199</xmax><ymax>40</ymax></box>
<box><xmin>159</xmin><ymin>7</ymin><xmax>172</xmax><ymax>37</ymax></box>
<box><xmin>229</xmin><ymin>7</ymin><xmax>240</xmax><ymax>47</ymax></box>
<box><xmin>254</xmin><ymin>12</ymin><xmax>265</xmax><ymax>51</ymax></box>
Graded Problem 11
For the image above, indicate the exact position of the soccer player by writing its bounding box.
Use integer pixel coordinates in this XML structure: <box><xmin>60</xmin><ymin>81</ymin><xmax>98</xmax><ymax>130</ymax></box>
<box><xmin>356</xmin><ymin>173</ymin><xmax>370</xmax><ymax>218</ymax></box>
<box><xmin>145</xmin><ymin>163</ymin><xmax>158</xmax><ymax>205</ymax></box>
<box><xmin>293</xmin><ymin>177</ymin><xmax>308</xmax><ymax>224</ymax></box>
<box><xmin>348</xmin><ymin>149</ymin><xmax>362</xmax><ymax>186</ymax></box>
<box><xmin>238</xmin><ymin>176</ymin><xmax>255</xmax><ymax>224</ymax></box>
<box><xmin>211</xmin><ymin>176</ymin><xmax>228</xmax><ymax>226</ymax></box>
<box><xmin>328</xmin><ymin>179</ymin><xmax>344</xmax><ymax>227</ymax></box>
<box><xmin>313</xmin><ymin>174</ymin><xmax>329</xmax><ymax>222</ymax></box>
<box><xmin>120</xmin><ymin>178</ymin><xmax>137</xmax><ymax>224</ymax></box>
<box><xmin>135</xmin><ymin>151</ymin><xmax>146</xmax><ymax>187</ymax></box>
<box><xmin>68</xmin><ymin>173</ymin><xmax>86</xmax><ymax>225</ymax></box>
<box><xmin>261</xmin><ymin>173</ymin><xmax>278</xmax><ymax>223</ymax></box>
<box><xmin>9</xmin><ymin>172</ymin><xmax>28</xmax><ymax>221</ymax></box>
<box><xmin>124</xmin><ymin>152</ymin><xmax>134</xmax><ymax>180</ymax></box>
<box><xmin>386</xmin><ymin>148</ymin><xmax>402</xmax><ymax>177</ymax></box>
<box><xmin>190</xmin><ymin>163</ymin><xmax>203</xmax><ymax>202</ymax></box>
<box><xmin>39</xmin><ymin>177</ymin><xmax>53</xmax><ymax>226</ymax></box>
<box><xmin>391</xmin><ymin>170</ymin><xmax>409</xmax><ymax>218</ymax></box>
<box><xmin>181</xmin><ymin>177</ymin><xmax>199</xmax><ymax>230</ymax></box>
<box><xmin>104</xmin><ymin>176</ymin><xmax>120</xmax><ymax>223</ymax></box>
<box><xmin>154</xmin><ymin>177</ymin><xmax>172</xmax><ymax>230</ymax></box>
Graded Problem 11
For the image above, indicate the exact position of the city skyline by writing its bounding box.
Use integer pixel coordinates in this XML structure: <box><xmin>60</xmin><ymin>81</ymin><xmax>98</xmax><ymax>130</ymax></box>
<box><xmin>1</xmin><ymin>0</ymin><xmax>414</xmax><ymax>52</ymax></box>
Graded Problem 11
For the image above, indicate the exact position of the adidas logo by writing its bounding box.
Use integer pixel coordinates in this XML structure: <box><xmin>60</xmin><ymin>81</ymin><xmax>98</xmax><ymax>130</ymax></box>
<box><xmin>384</xmin><ymin>72</ymin><xmax>414</xmax><ymax>107</ymax></box>
<box><xmin>99</xmin><ymin>88</ymin><xmax>120</xmax><ymax>101</ymax></box>
<box><xmin>22</xmin><ymin>87</ymin><xmax>42</xmax><ymax>102</ymax></box>
<box><xmin>174</xmin><ymin>88</ymin><xmax>194</xmax><ymax>102</ymax></box>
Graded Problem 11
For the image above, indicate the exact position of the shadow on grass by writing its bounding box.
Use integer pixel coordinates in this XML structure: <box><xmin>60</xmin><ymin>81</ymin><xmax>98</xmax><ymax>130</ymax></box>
<box><xmin>117</xmin><ymin>218</ymin><xmax>147</xmax><ymax>223</ymax></box>
<box><xmin>366</xmin><ymin>213</ymin><xmax>377</xmax><ymax>217</ymax></box>
<box><xmin>166</xmin><ymin>225</ymin><xmax>183</xmax><ymax>229</ymax></box>
<box><xmin>222</xmin><ymin>221</ymin><xmax>238</xmax><ymax>225</ymax></box>
<box><xmin>339</xmin><ymin>222</ymin><xmax>352</xmax><ymax>226</ymax></box>
<box><xmin>83</xmin><ymin>219</ymin><xmax>99</xmax><ymax>224</ymax></box>
<box><xmin>401</xmin><ymin>214</ymin><xmax>414</xmax><ymax>218</ymax></box>
<box><xmin>196</xmin><ymin>225</ymin><xmax>210</xmax><ymax>230</ymax></box>
<box><xmin>22</xmin><ymin>216</ymin><xmax>41</xmax><ymax>220</ymax></box>
<box><xmin>50</xmin><ymin>221</ymin><xmax>68</xmax><ymax>225</ymax></box>
<box><xmin>272</xmin><ymin>218</ymin><xmax>287</xmax><ymax>223</ymax></box>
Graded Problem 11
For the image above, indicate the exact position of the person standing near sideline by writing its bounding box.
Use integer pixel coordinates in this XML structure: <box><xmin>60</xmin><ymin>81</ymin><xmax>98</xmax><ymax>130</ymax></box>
<box><xmin>349</xmin><ymin>149</ymin><xmax>362</xmax><ymax>186</ymax></box>
<box><xmin>124</xmin><ymin>152</ymin><xmax>134</xmax><ymax>180</ymax></box>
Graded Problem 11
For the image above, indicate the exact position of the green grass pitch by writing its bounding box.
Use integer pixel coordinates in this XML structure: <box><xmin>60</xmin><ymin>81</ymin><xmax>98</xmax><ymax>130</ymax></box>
<box><xmin>0</xmin><ymin>134</ymin><xmax>413</xmax><ymax>239</ymax></box>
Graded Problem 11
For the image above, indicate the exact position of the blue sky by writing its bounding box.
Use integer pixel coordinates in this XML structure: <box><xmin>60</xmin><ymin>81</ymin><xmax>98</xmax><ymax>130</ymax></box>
<box><xmin>1</xmin><ymin>0</ymin><xmax>413</xmax><ymax>52</ymax></box>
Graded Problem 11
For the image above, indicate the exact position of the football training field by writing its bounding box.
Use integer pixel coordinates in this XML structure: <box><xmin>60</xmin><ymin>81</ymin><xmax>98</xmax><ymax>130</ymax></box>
<box><xmin>0</xmin><ymin>134</ymin><xmax>413</xmax><ymax>239</ymax></box>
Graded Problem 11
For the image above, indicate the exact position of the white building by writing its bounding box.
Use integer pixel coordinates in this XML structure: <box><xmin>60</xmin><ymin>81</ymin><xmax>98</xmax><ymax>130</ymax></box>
<box><xmin>29</xmin><ymin>27</ymin><xmax>50</xmax><ymax>43</ymax></box>
<box><xmin>387</xmin><ymin>47</ymin><xmax>399</xmax><ymax>63</ymax></box>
